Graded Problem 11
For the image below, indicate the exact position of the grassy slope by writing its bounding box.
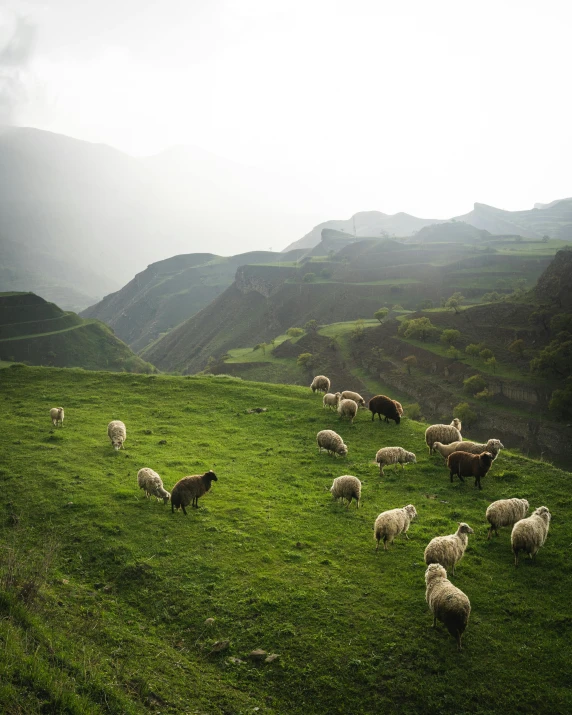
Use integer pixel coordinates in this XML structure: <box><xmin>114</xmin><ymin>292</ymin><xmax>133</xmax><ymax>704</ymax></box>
<box><xmin>0</xmin><ymin>367</ymin><xmax>571</xmax><ymax>714</ymax></box>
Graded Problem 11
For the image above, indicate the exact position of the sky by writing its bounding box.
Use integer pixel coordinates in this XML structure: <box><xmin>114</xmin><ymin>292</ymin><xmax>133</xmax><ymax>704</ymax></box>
<box><xmin>2</xmin><ymin>0</ymin><xmax>572</xmax><ymax>237</ymax></box>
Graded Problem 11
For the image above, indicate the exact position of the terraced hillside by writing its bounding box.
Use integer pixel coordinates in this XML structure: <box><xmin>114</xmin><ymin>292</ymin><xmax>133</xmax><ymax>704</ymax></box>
<box><xmin>0</xmin><ymin>293</ymin><xmax>154</xmax><ymax>372</ymax></box>
<box><xmin>0</xmin><ymin>367</ymin><xmax>570</xmax><ymax>714</ymax></box>
<box><xmin>143</xmin><ymin>237</ymin><xmax>559</xmax><ymax>374</ymax></box>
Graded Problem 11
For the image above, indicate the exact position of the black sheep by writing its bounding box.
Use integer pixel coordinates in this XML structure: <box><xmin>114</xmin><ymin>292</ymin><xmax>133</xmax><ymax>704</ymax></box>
<box><xmin>447</xmin><ymin>451</ymin><xmax>493</xmax><ymax>490</ymax></box>
<box><xmin>368</xmin><ymin>395</ymin><xmax>401</xmax><ymax>425</ymax></box>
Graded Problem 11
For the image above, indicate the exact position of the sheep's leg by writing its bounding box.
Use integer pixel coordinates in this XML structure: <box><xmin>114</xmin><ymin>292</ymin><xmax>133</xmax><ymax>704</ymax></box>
<box><xmin>193</xmin><ymin>498</ymin><xmax>199</xmax><ymax>508</ymax></box>
<box><xmin>513</xmin><ymin>550</ymin><xmax>519</xmax><ymax>567</ymax></box>
<box><xmin>383</xmin><ymin>538</ymin><xmax>388</xmax><ymax>551</ymax></box>
<box><xmin>456</xmin><ymin>631</ymin><xmax>462</xmax><ymax>651</ymax></box>
<box><xmin>486</xmin><ymin>527</ymin><xmax>492</xmax><ymax>540</ymax></box>
<box><xmin>181</xmin><ymin>505</ymin><xmax>187</xmax><ymax>515</ymax></box>
<box><xmin>404</xmin><ymin>532</ymin><xmax>409</xmax><ymax>540</ymax></box>
<box><xmin>432</xmin><ymin>615</ymin><xmax>437</xmax><ymax>628</ymax></box>
<box><xmin>375</xmin><ymin>539</ymin><xmax>380</xmax><ymax>552</ymax></box>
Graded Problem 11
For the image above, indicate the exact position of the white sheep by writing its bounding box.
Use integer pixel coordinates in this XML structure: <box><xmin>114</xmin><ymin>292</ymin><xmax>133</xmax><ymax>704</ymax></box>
<box><xmin>340</xmin><ymin>390</ymin><xmax>366</xmax><ymax>408</ymax></box>
<box><xmin>330</xmin><ymin>475</ymin><xmax>361</xmax><ymax>508</ymax></box>
<box><xmin>511</xmin><ymin>506</ymin><xmax>551</xmax><ymax>567</ymax></box>
<box><xmin>107</xmin><ymin>420</ymin><xmax>126</xmax><ymax>450</ymax></box>
<box><xmin>337</xmin><ymin>398</ymin><xmax>358</xmax><ymax>424</ymax></box>
<box><xmin>137</xmin><ymin>468</ymin><xmax>171</xmax><ymax>504</ymax></box>
<box><xmin>425</xmin><ymin>563</ymin><xmax>471</xmax><ymax>651</ymax></box>
<box><xmin>424</xmin><ymin>522</ymin><xmax>474</xmax><ymax>575</ymax></box>
<box><xmin>433</xmin><ymin>438</ymin><xmax>504</xmax><ymax>461</ymax></box>
<box><xmin>316</xmin><ymin>430</ymin><xmax>348</xmax><ymax>457</ymax></box>
<box><xmin>374</xmin><ymin>504</ymin><xmax>417</xmax><ymax>551</ymax></box>
<box><xmin>486</xmin><ymin>498</ymin><xmax>529</xmax><ymax>540</ymax></box>
<box><xmin>50</xmin><ymin>407</ymin><xmax>64</xmax><ymax>427</ymax></box>
<box><xmin>375</xmin><ymin>446</ymin><xmax>416</xmax><ymax>476</ymax></box>
<box><xmin>323</xmin><ymin>392</ymin><xmax>341</xmax><ymax>410</ymax></box>
<box><xmin>425</xmin><ymin>419</ymin><xmax>462</xmax><ymax>455</ymax></box>
<box><xmin>311</xmin><ymin>375</ymin><xmax>331</xmax><ymax>393</ymax></box>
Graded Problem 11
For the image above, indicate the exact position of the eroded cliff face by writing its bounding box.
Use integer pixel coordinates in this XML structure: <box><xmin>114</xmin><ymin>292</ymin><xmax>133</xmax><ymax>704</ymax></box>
<box><xmin>535</xmin><ymin>248</ymin><xmax>572</xmax><ymax>309</ymax></box>
<box><xmin>235</xmin><ymin>266</ymin><xmax>296</xmax><ymax>298</ymax></box>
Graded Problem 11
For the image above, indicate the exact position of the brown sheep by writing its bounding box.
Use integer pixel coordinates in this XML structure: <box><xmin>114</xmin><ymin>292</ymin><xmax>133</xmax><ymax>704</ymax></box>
<box><xmin>368</xmin><ymin>395</ymin><xmax>401</xmax><ymax>425</ymax></box>
<box><xmin>171</xmin><ymin>471</ymin><xmax>218</xmax><ymax>515</ymax></box>
<box><xmin>447</xmin><ymin>451</ymin><xmax>493</xmax><ymax>490</ymax></box>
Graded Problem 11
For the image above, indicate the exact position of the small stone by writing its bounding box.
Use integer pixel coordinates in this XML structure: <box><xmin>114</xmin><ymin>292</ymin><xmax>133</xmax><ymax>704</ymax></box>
<box><xmin>265</xmin><ymin>654</ymin><xmax>279</xmax><ymax>663</ymax></box>
<box><xmin>249</xmin><ymin>649</ymin><xmax>267</xmax><ymax>661</ymax></box>
<box><xmin>204</xmin><ymin>618</ymin><xmax>215</xmax><ymax>626</ymax></box>
<box><xmin>209</xmin><ymin>640</ymin><xmax>229</xmax><ymax>654</ymax></box>
<box><xmin>228</xmin><ymin>657</ymin><xmax>245</xmax><ymax>665</ymax></box>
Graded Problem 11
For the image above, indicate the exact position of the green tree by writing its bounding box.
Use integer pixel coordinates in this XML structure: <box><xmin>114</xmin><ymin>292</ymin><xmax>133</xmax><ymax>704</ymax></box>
<box><xmin>529</xmin><ymin>308</ymin><xmax>551</xmax><ymax>332</ymax></box>
<box><xmin>549</xmin><ymin>378</ymin><xmax>572</xmax><ymax>418</ymax></box>
<box><xmin>447</xmin><ymin>347</ymin><xmax>462</xmax><ymax>361</ymax></box>
<box><xmin>374</xmin><ymin>307</ymin><xmax>389</xmax><ymax>324</ymax></box>
<box><xmin>304</xmin><ymin>319</ymin><xmax>319</xmax><ymax>333</ymax></box>
<box><xmin>486</xmin><ymin>356</ymin><xmax>498</xmax><ymax>373</ymax></box>
<box><xmin>550</xmin><ymin>313</ymin><xmax>572</xmax><ymax>335</ymax></box>
<box><xmin>391</xmin><ymin>304</ymin><xmax>404</xmax><ymax>311</ymax></box>
<box><xmin>417</xmin><ymin>299</ymin><xmax>433</xmax><ymax>310</ymax></box>
<box><xmin>303</xmin><ymin>272</ymin><xmax>316</xmax><ymax>282</ymax></box>
<box><xmin>479</xmin><ymin>348</ymin><xmax>494</xmax><ymax>361</ymax></box>
<box><xmin>287</xmin><ymin>327</ymin><xmax>304</xmax><ymax>338</ymax></box>
<box><xmin>509</xmin><ymin>339</ymin><xmax>525</xmax><ymax>357</ymax></box>
<box><xmin>530</xmin><ymin>338</ymin><xmax>572</xmax><ymax>378</ymax></box>
<box><xmin>398</xmin><ymin>317</ymin><xmax>438</xmax><ymax>342</ymax></box>
<box><xmin>440</xmin><ymin>329</ymin><xmax>461</xmax><ymax>346</ymax></box>
<box><xmin>403</xmin><ymin>355</ymin><xmax>417</xmax><ymax>374</ymax></box>
<box><xmin>405</xmin><ymin>402</ymin><xmax>422</xmax><ymax>420</ymax></box>
<box><xmin>297</xmin><ymin>352</ymin><xmax>314</xmax><ymax>368</ymax></box>
<box><xmin>463</xmin><ymin>374</ymin><xmax>487</xmax><ymax>395</ymax></box>
<box><xmin>482</xmin><ymin>291</ymin><xmax>502</xmax><ymax>302</ymax></box>
<box><xmin>444</xmin><ymin>292</ymin><xmax>464</xmax><ymax>314</ymax></box>
<box><xmin>453</xmin><ymin>401</ymin><xmax>477</xmax><ymax>427</ymax></box>
<box><xmin>465</xmin><ymin>343</ymin><xmax>482</xmax><ymax>359</ymax></box>
<box><xmin>475</xmin><ymin>388</ymin><xmax>492</xmax><ymax>402</ymax></box>
<box><xmin>351</xmin><ymin>319</ymin><xmax>365</xmax><ymax>340</ymax></box>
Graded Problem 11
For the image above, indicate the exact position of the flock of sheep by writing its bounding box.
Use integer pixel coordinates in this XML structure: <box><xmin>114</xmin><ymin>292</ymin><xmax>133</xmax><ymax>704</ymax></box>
<box><xmin>310</xmin><ymin>375</ymin><xmax>553</xmax><ymax>650</ymax></box>
<box><xmin>49</xmin><ymin>372</ymin><xmax>551</xmax><ymax>652</ymax></box>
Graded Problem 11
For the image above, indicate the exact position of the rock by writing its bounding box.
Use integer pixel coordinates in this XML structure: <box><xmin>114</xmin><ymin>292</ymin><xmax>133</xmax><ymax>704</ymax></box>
<box><xmin>249</xmin><ymin>649</ymin><xmax>267</xmax><ymax>661</ymax></box>
<box><xmin>204</xmin><ymin>617</ymin><xmax>215</xmax><ymax>626</ymax></box>
<box><xmin>228</xmin><ymin>657</ymin><xmax>245</xmax><ymax>665</ymax></box>
<box><xmin>265</xmin><ymin>654</ymin><xmax>279</xmax><ymax>663</ymax></box>
<box><xmin>208</xmin><ymin>640</ymin><xmax>229</xmax><ymax>654</ymax></box>
<box><xmin>158</xmin><ymin>439</ymin><xmax>167</xmax><ymax>445</ymax></box>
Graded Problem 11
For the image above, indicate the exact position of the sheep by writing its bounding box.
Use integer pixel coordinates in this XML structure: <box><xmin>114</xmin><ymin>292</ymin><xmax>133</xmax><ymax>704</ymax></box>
<box><xmin>511</xmin><ymin>506</ymin><xmax>551</xmax><ymax>566</ymax></box>
<box><xmin>107</xmin><ymin>420</ymin><xmax>126</xmax><ymax>450</ymax></box>
<box><xmin>340</xmin><ymin>390</ymin><xmax>366</xmax><ymax>408</ymax></box>
<box><xmin>375</xmin><ymin>446</ymin><xmax>416</xmax><ymax>476</ymax></box>
<box><xmin>486</xmin><ymin>498</ymin><xmax>529</xmax><ymax>539</ymax></box>
<box><xmin>316</xmin><ymin>430</ymin><xmax>348</xmax><ymax>457</ymax></box>
<box><xmin>447</xmin><ymin>451</ymin><xmax>493</xmax><ymax>490</ymax></box>
<box><xmin>137</xmin><ymin>468</ymin><xmax>170</xmax><ymax>504</ymax></box>
<box><xmin>323</xmin><ymin>392</ymin><xmax>341</xmax><ymax>410</ymax></box>
<box><xmin>374</xmin><ymin>504</ymin><xmax>417</xmax><ymax>551</ymax></box>
<box><xmin>424</xmin><ymin>522</ymin><xmax>474</xmax><ymax>575</ymax></box>
<box><xmin>330</xmin><ymin>475</ymin><xmax>361</xmax><ymax>508</ymax></box>
<box><xmin>337</xmin><ymin>398</ymin><xmax>358</xmax><ymax>424</ymax></box>
<box><xmin>425</xmin><ymin>419</ymin><xmax>462</xmax><ymax>455</ymax></box>
<box><xmin>50</xmin><ymin>407</ymin><xmax>64</xmax><ymax>427</ymax></box>
<box><xmin>368</xmin><ymin>395</ymin><xmax>401</xmax><ymax>424</ymax></box>
<box><xmin>393</xmin><ymin>400</ymin><xmax>404</xmax><ymax>416</ymax></box>
<box><xmin>171</xmin><ymin>471</ymin><xmax>218</xmax><ymax>515</ymax></box>
<box><xmin>311</xmin><ymin>375</ymin><xmax>331</xmax><ymax>393</ymax></box>
<box><xmin>425</xmin><ymin>563</ymin><xmax>471</xmax><ymax>651</ymax></box>
<box><xmin>433</xmin><ymin>439</ymin><xmax>504</xmax><ymax>461</ymax></box>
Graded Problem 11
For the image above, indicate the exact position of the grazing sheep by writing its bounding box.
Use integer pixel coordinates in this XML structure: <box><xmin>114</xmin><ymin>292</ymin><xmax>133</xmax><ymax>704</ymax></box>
<box><xmin>511</xmin><ymin>506</ymin><xmax>551</xmax><ymax>566</ymax></box>
<box><xmin>50</xmin><ymin>407</ymin><xmax>64</xmax><ymax>427</ymax></box>
<box><xmin>317</xmin><ymin>430</ymin><xmax>348</xmax><ymax>457</ymax></box>
<box><xmin>137</xmin><ymin>468</ymin><xmax>170</xmax><ymax>504</ymax></box>
<box><xmin>171</xmin><ymin>471</ymin><xmax>218</xmax><ymax>515</ymax></box>
<box><xmin>486</xmin><ymin>498</ymin><xmax>529</xmax><ymax>539</ymax></box>
<box><xmin>341</xmin><ymin>390</ymin><xmax>366</xmax><ymax>408</ymax></box>
<box><xmin>393</xmin><ymin>400</ymin><xmax>404</xmax><ymax>416</ymax></box>
<box><xmin>433</xmin><ymin>439</ymin><xmax>504</xmax><ymax>461</ymax></box>
<box><xmin>374</xmin><ymin>504</ymin><xmax>417</xmax><ymax>551</ymax></box>
<box><xmin>311</xmin><ymin>375</ymin><xmax>331</xmax><ymax>393</ymax></box>
<box><xmin>425</xmin><ymin>420</ymin><xmax>462</xmax><ymax>455</ymax></box>
<box><xmin>447</xmin><ymin>451</ymin><xmax>493</xmax><ymax>490</ymax></box>
<box><xmin>368</xmin><ymin>395</ymin><xmax>401</xmax><ymax>424</ymax></box>
<box><xmin>424</xmin><ymin>523</ymin><xmax>474</xmax><ymax>575</ymax></box>
<box><xmin>323</xmin><ymin>392</ymin><xmax>341</xmax><ymax>410</ymax></box>
<box><xmin>330</xmin><ymin>475</ymin><xmax>361</xmax><ymax>508</ymax></box>
<box><xmin>375</xmin><ymin>446</ymin><xmax>416</xmax><ymax>476</ymax></box>
<box><xmin>107</xmin><ymin>420</ymin><xmax>126</xmax><ymax>450</ymax></box>
<box><xmin>425</xmin><ymin>563</ymin><xmax>471</xmax><ymax>651</ymax></box>
<box><xmin>337</xmin><ymin>398</ymin><xmax>358</xmax><ymax>424</ymax></box>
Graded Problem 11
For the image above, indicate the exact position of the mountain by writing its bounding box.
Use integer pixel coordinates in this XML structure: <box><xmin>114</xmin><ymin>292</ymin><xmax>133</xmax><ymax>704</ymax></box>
<box><xmin>0</xmin><ymin>292</ymin><xmax>154</xmax><ymax>371</ymax></box>
<box><xmin>143</xmin><ymin>237</ymin><xmax>557</xmax><ymax>374</ymax></box>
<box><xmin>81</xmin><ymin>249</ymin><xmax>304</xmax><ymax>352</ymax></box>
<box><xmin>410</xmin><ymin>221</ymin><xmax>491</xmax><ymax>243</ymax></box>
<box><xmin>282</xmin><ymin>210</ymin><xmax>442</xmax><ymax>252</ymax></box>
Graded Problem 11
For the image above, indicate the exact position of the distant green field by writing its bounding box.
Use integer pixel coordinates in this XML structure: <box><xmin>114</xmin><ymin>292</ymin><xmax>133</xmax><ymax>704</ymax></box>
<box><xmin>0</xmin><ymin>368</ymin><xmax>570</xmax><ymax>714</ymax></box>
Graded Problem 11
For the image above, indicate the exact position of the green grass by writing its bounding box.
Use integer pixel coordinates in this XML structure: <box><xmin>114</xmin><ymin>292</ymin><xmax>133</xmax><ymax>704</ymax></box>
<box><xmin>1</xmin><ymin>367</ymin><xmax>571</xmax><ymax>714</ymax></box>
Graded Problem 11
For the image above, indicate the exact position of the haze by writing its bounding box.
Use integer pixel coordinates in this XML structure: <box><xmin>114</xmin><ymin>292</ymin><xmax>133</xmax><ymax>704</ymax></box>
<box><xmin>2</xmin><ymin>0</ymin><xmax>572</xmax><ymax>256</ymax></box>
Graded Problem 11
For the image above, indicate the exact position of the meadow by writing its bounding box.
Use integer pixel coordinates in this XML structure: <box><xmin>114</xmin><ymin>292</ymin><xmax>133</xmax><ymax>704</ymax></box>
<box><xmin>0</xmin><ymin>366</ymin><xmax>571</xmax><ymax>714</ymax></box>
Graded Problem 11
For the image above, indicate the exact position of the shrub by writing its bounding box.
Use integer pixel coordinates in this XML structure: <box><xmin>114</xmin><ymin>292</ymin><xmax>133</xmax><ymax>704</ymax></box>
<box><xmin>304</xmin><ymin>320</ymin><xmax>319</xmax><ymax>333</ymax></box>
<box><xmin>530</xmin><ymin>337</ymin><xmax>572</xmax><ymax>378</ymax></box>
<box><xmin>475</xmin><ymin>389</ymin><xmax>492</xmax><ymax>401</ymax></box>
<box><xmin>403</xmin><ymin>355</ymin><xmax>417</xmax><ymax>374</ymax></box>
<box><xmin>351</xmin><ymin>319</ymin><xmax>365</xmax><ymax>340</ymax></box>
<box><xmin>303</xmin><ymin>272</ymin><xmax>316</xmax><ymax>282</ymax></box>
<box><xmin>297</xmin><ymin>352</ymin><xmax>314</xmax><ymax>368</ymax></box>
<box><xmin>287</xmin><ymin>327</ymin><xmax>304</xmax><ymax>338</ymax></box>
<box><xmin>549</xmin><ymin>378</ymin><xmax>572</xmax><ymax>418</ymax></box>
<box><xmin>398</xmin><ymin>317</ymin><xmax>438</xmax><ymax>342</ymax></box>
<box><xmin>447</xmin><ymin>347</ymin><xmax>462</xmax><ymax>361</ymax></box>
<box><xmin>453</xmin><ymin>401</ymin><xmax>477</xmax><ymax>426</ymax></box>
<box><xmin>405</xmin><ymin>402</ymin><xmax>422</xmax><ymax>420</ymax></box>
<box><xmin>440</xmin><ymin>329</ymin><xmax>461</xmax><ymax>346</ymax></box>
<box><xmin>482</xmin><ymin>291</ymin><xmax>503</xmax><ymax>302</ymax></box>
<box><xmin>374</xmin><ymin>308</ymin><xmax>389</xmax><ymax>323</ymax></box>
<box><xmin>444</xmin><ymin>292</ymin><xmax>464</xmax><ymax>313</ymax></box>
<box><xmin>486</xmin><ymin>356</ymin><xmax>498</xmax><ymax>373</ymax></box>
<box><xmin>479</xmin><ymin>348</ymin><xmax>494</xmax><ymax>361</ymax></box>
<box><xmin>464</xmin><ymin>374</ymin><xmax>487</xmax><ymax>395</ymax></box>
<box><xmin>465</xmin><ymin>343</ymin><xmax>482</xmax><ymax>359</ymax></box>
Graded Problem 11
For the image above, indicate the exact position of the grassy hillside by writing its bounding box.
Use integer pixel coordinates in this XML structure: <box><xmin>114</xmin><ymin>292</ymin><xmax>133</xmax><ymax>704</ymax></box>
<box><xmin>0</xmin><ymin>367</ymin><xmax>571</xmax><ymax>714</ymax></box>
<box><xmin>0</xmin><ymin>293</ymin><xmax>154</xmax><ymax>373</ymax></box>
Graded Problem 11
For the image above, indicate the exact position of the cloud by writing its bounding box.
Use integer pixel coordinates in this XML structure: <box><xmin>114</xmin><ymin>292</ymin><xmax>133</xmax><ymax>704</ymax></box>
<box><xmin>0</xmin><ymin>13</ymin><xmax>37</xmax><ymax>123</ymax></box>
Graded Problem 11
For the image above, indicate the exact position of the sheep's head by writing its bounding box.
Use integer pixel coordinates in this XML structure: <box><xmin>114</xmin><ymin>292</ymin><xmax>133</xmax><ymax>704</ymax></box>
<box><xmin>534</xmin><ymin>506</ymin><xmax>551</xmax><ymax>522</ymax></box>
<box><xmin>480</xmin><ymin>452</ymin><xmax>494</xmax><ymax>468</ymax></box>
<box><xmin>406</xmin><ymin>452</ymin><xmax>417</xmax><ymax>464</ymax></box>
<box><xmin>112</xmin><ymin>439</ymin><xmax>122</xmax><ymax>450</ymax></box>
<box><xmin>487</xmin><ymin>439</ymin><xmax>504</xmax><ymax>451</ymax></box>
<box><xmin>159</xmin><ymin>489</ymin><xmax>171</xmax><ymax>504</ymax></box>
<box><xmin>458</xmin><ymin>522</ymin><xmax>474</xmax><ymax>535</ymax></box>
<box><xmin>425</xmin><ymin>563</ymin><xmax>447</xmax><ymax>584</ymax></box>
<box><xmin>394</xmin><ymin>414</ymin><xmax>401</xmax><ymax>425</ymax></box>
<box><xmin>451</xmin><ymin>418</ymin><xmax>462</xmax><ymax>431</ymax></box>
<box><xmin>204</xmin><ymin>470</ymin><xmax>218</xmax><ymax>483</ymax></box>
<box><xmin>404</xmin><ymin>504</ymin><xmax>418</xmax><ymax>520</ymax></box>
<box><xmin>521</xmin><ymin>499</ymin><xmax>530</xmax><ymax>512</ymax></box>
<box><xmin>338</xmin><ymin>444</ymin><xmax>348</xmax><ymax>457</ymax></box>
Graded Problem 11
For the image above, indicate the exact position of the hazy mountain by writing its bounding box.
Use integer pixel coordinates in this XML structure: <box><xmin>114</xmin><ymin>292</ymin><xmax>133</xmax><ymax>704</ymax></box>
<box><xmin>81</xmin><ymin>248</ymin><xmax>304</xmax><ymax>352</ymax></box>
<box><xmin>453</xmin><ymin>201</ymin><xmax>572</xmax><ymax>240</ymax></box>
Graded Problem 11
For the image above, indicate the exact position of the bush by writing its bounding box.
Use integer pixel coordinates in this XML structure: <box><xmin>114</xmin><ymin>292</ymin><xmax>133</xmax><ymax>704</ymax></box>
<box><xmin>479</xmin><ymin>348</ymin><xmax>494</xmax><ymax>361</ymax></box>
<box><xmin>297</xmin><ymin>352</ymin><xmax>314</xmax><ymax>368</ymax></box>
<box><xmin>444</xmin><ymin>292</ymin><xmax>464</xmax><ymax>313</ymax></box>
<box><xmin>404</xmin><ymin>402</ymin><xmax>422</xmax><ymax>420</ymax></box>
<box><xmin>304</xmin><ymin>320</ymin><xmax>319</xmax><ymax>333</ymax></box>
<box><xmin>447</xmin><ymin>347</ymin><xmax>462</xmax><ymax>361</ymax></box>
<box><xmin>303</xmin><ymin>272</ymin><xmax>316</xmax><ymax>282</ymax></box>
<box><xmin>398</xmin><ymin>317</ymin><xmax>438</xmax><ymax>342</ymax></box>
<box><xmin>463</xmin><ymin>374</ymin><xmax>487</xmax><ymax>395</ymax></box>
<box><xmin>549</xmin><ymin>378</ymin><xmax>572</xmax><ymax>418</ymax></box>
<box><xmin>453</xmin><ymin>401</ymin><xmax>478</xmax><ymax>427</ymax></box>
<box><xmin>465</xmin><ymin>343</ymin><xmax>483</xmax><ymax>358</ymax></box>
<box><xmin>403</xmin><ymin>355</ymin><xmax>417</xmax><ymax>374</ymax></box>
<box><xmin>374</xmin><ymin>308</ymin><xmax>389</xmax><ymax>323</ymax></box>
<box><xmin>287</xmin><ymin>327</ymin><xmax>304</xmax><ymax>338</ymax></box>
<box><xmin>440</xmin><ymin>329</ymin><xmax>461</xmax><ymax>346</ymax></box>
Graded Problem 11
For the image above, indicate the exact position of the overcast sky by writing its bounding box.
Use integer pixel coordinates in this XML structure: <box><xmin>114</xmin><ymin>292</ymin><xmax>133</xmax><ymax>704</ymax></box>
<box><xmin>2</xmin><ymin>0</ymin><xmax>572</xmax><ymax>232</ymax></box>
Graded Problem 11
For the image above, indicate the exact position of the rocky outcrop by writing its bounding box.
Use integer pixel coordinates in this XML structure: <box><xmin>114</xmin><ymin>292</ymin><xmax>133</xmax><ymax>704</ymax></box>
<box><xmin>535</xmin><ymin>248</ymin><xmax>572</xmax><ymax>309</ymax></box>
